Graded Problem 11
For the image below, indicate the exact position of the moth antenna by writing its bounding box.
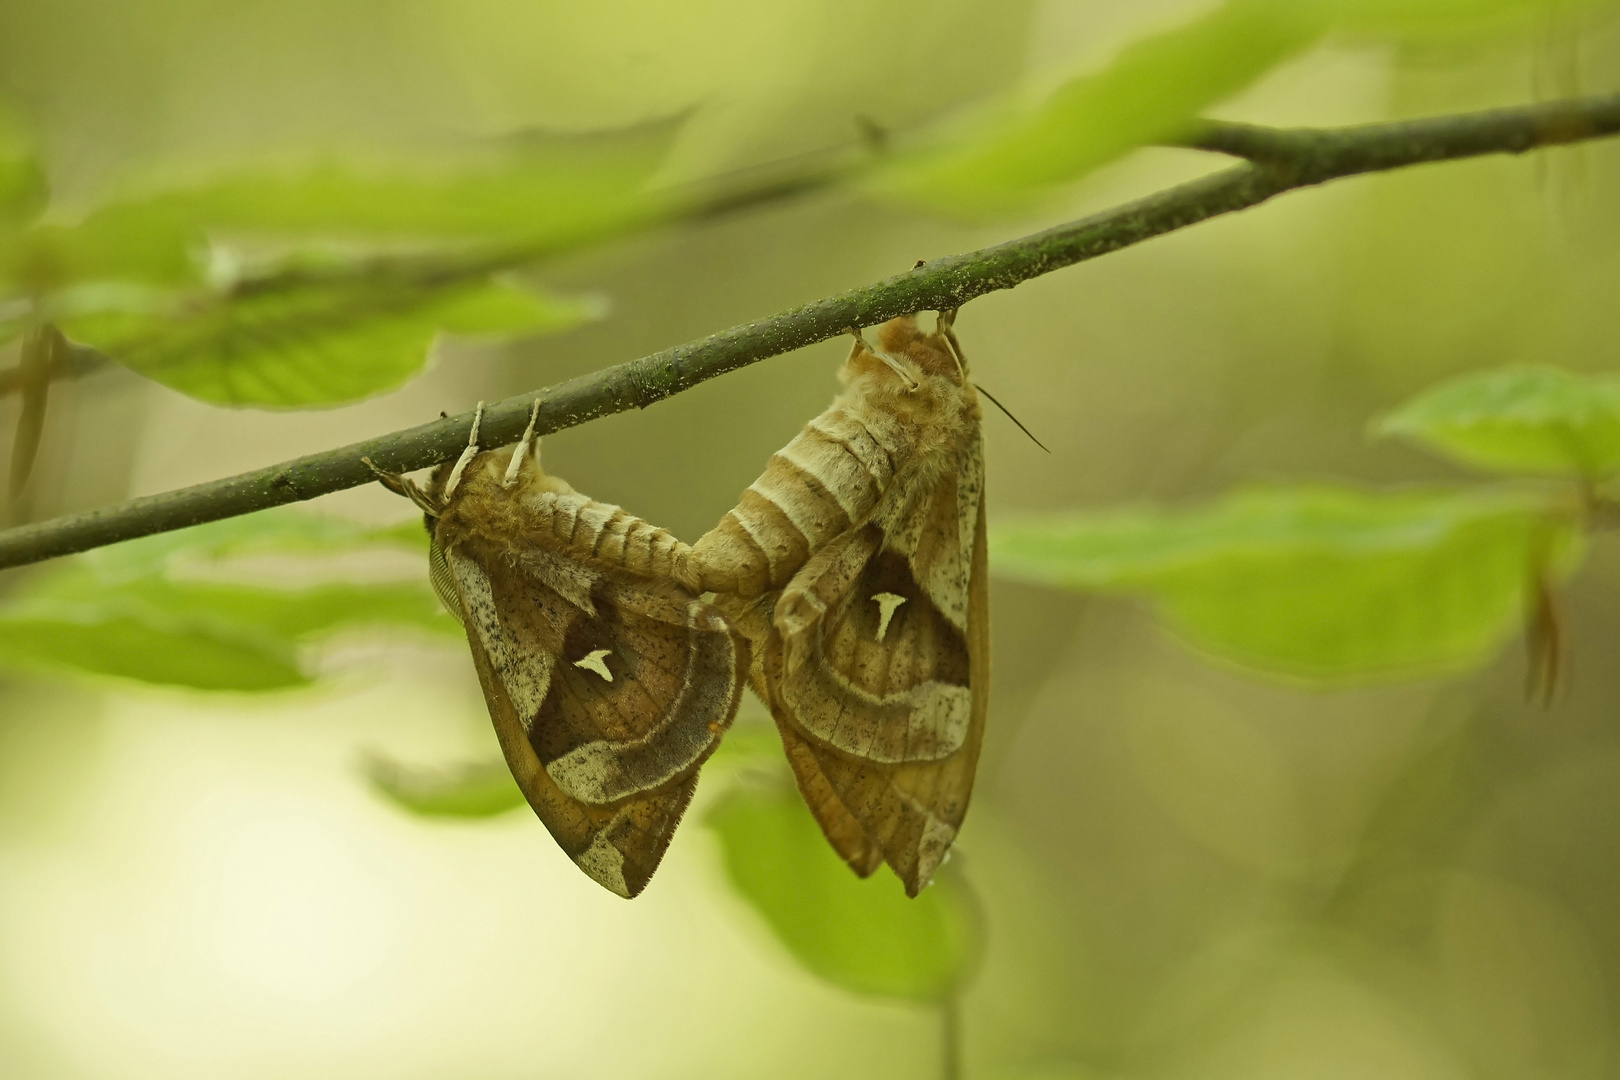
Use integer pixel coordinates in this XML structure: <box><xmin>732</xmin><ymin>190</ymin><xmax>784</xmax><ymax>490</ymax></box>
<box><xmin>973</xmin><ymin>382</ymin><xmax>1050</xmax><ymax>453</ymax></box>
<box><xmin>442</xmin><ymin>401</ymin><xmax>485</xmax><ymax>499</ymax></box>
<box><xmin>362</xmin><ymin>456</ymin><xmax>442</xmax><ymax>516</ymax></box>
<box><xmin>503</xmin><ymin>398</ymin><xmax>544</xmax><ymax>488</ymax></box>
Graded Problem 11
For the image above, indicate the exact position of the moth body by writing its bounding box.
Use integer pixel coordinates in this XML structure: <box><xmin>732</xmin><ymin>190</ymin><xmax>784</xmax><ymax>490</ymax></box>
<box><xmin>690</xmin><ymin>311</ymin><xmax>989</xmax><ymax>896</ymax></box>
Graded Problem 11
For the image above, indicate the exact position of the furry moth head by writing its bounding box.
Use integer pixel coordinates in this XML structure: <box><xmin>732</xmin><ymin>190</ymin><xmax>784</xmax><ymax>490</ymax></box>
<box><xmin>685</xmin><ymin>311</ymin><xmax>988</xmax><ymax>896</ymax></box>
<box><xmin>375</xmin><ymin>404</ymin><xmax>748</xmax><ymax>898</ymax></box>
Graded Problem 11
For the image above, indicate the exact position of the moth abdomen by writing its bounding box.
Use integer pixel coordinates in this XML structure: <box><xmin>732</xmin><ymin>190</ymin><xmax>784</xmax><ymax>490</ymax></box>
<box><xmin>690</xmin><ymin>405</ymin><xmax>915</xmax><ymax>598</ymax></box>
<box><xmin>530</xmin><ymin>491</ymin><xmax>691</xmax><ymax>579</ymax></box>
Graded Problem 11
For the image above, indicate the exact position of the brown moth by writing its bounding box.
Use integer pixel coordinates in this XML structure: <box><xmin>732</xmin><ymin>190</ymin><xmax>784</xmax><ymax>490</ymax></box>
<box><xmin>685</xmin><ymin>309</ymin><xmax>987</xmax><ymax>897</ymax></box>
<box><xmin>372</xmin><ymin>402</ymin><xmax>748</xmax><ymax>898</ymax></box>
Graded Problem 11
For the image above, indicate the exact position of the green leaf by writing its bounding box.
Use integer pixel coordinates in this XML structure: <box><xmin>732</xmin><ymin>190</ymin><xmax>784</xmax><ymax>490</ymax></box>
<box><xmin>365</xmin><ymin>756</ymin><xmax>526</xmax><ymax>818</ymax></box>
<box><xmin>991</xmin><ymin>485</ymin><xmax>1582</xmax><ymax>683</ymax></box>
<box><xmin>706</xmin><ymin>777</ymin><xmax>978</xmax><ymax>1003</ymax></box>
<box><xmin>83</xmin><ymin>505</ymin><xmax>428</xmax><ymax>581</ymax></box>
<box><xmin>119</xmin><ymin>578</ymin><xmax>456</xmax><ymax>642</ymax></box>
<box><xmin>870</xmin><ymin>0</ymin><xmax>1609</xmax><ymax>214</ymax></box>
<box><xmin>1375</xmin><ymin>367</ymin><xmax>1620</xmax><ymax>478</ymax></box>
<box><xmin>872</xmin><ymin>1</ymin><xmax>1324</xmax><ymax>214</ymax></box>
<box><xmin>0</xmin><ymin>99</ymin><xmax>47</xmax><ymax>234</ymax></box>
<box><xmin>0</xmin><ymin>605</ymin><xmax>307</xmax><ymax>691</ymax></box>
<box><xmin>0</xmin><ymin>509</ymin><xmax>452</xmax><ymax>690</ymax></box>
<box><xmin>58</xmin><ymin>273</ymin><xmax>596</xmax><ymax>407</ymax></box>
<box><xmin>2</xmin><ymin>120</ymin><xmax>681</xmax><ymax>297</ymax></box>
<box><xmin>3</xmin><ymin>205</ymin><xmax>202</xmax><ymax>295</ymax></box>
<box><xmin>136</xmin><ymin>125</ymin><xmax>677</xmax><ymax>245</ymax></box>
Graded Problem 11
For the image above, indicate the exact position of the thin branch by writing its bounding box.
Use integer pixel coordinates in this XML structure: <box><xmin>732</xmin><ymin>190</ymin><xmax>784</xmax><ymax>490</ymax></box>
<box><xmin>1</xmin><ymin>93</ymin><xmax>1617</xmax><ymax>570</ymax></box>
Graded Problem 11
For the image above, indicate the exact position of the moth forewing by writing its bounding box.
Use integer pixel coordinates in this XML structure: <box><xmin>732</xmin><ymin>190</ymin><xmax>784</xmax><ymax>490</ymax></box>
<box><xmin>424</xmin><ymin>442</ymin><xmax>747</xmax><ymax>898</ymax></box>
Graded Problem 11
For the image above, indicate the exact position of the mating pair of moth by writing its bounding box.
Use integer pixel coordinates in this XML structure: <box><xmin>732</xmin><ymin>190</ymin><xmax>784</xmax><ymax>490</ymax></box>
<box><xmin>374</xmin><ymin>309</ymin><xmax>987</xmax><ymax>899</ymax></box>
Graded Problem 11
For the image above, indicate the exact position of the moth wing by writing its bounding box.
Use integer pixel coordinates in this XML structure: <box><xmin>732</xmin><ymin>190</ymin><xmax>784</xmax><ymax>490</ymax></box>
<box><xmin>446</xmin><ymin>539</ymin><xmax>746</xmax><ymax>897</ymax></box>
<box><xmin>463</xmin><ymin>607</ymin><xmax>700</xmax><ymax>898</ymax></box>
<box><xmin>773</xmin><ymin>433</ymin><xmax>988</xmax><ymax>895</ymax></box>
<box><xmin>777</xmin><ymin>431</ymin><xmax>980</xmax><ymax>764</ymax></box>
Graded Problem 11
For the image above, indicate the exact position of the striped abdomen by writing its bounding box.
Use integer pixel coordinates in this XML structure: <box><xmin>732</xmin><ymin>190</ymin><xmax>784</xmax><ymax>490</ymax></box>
<box><xmin>689</xmin><ymin>403</ymin><xmax>913</xmax><ymax>598</ymax></box>
<box><xmin>526</xmin><ymin>490</ymin><xmax>691</xmax><ymax>582</ymax></box>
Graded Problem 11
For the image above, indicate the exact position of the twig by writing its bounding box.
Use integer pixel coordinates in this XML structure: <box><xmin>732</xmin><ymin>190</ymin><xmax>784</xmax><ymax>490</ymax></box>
<box><xmin>1</xmin><ymin>93</ymin><xmax>1617</xmax><ymax>570</ymax></box>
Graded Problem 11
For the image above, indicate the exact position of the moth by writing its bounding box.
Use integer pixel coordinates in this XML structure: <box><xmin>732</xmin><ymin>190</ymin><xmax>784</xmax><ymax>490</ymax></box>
<box><xmin>371</xmin><ymin>402</ymin><xmax>749</xmax><ymax>898</ymax></box>
<box><xmin>685</xmin><ymin>309</ymin><xmax>988</xmax><ymax>896</ymax></box>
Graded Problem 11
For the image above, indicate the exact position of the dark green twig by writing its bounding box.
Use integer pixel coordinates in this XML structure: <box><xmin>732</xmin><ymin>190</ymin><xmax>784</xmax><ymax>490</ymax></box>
<box><xmin>1</xmin><ymin>93</ymin><xmax>1618</xmax><ymax>570</ymax></box>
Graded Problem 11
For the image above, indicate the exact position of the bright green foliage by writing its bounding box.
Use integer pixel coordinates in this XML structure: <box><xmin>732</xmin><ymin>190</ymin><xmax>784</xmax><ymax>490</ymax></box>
<box><xmin>57</xmin><ymin>275</ymin><xmax>594</xmax><ymax>407</ymax></box>
<box><xmin>365</xmin><ymin>756</ymin><xmax>526</xmax><ymax>818</ymax></box>
<box><xmin>0</xmin><ymin>509</ymin><xmax>454</xmax><ymax>690</ymax></box>
<box><xmin>1375</xmin><ymin>367</ymin><xmax>1620</xmax><ymax>478</ymax></box>
<box><xmin>706</xmin><ymin>777</ymin><xmax>978</xmax><ymax>1003</ymax></box>
<box><xmin>991</xmin><ymin>485</ymin><xmax>1581</xmax><ymax>683</ymax></box>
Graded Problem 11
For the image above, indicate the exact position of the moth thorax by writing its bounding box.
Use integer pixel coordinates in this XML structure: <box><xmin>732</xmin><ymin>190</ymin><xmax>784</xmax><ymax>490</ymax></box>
<box><xmin>874</xmin><ymin>315</ymin><xmax>964</xmax><ymax>381</ymax></box>
<box><xmin>478</xmin><ymin>445</ymin><xmax>575</xmax><ymax>498</ymax></box>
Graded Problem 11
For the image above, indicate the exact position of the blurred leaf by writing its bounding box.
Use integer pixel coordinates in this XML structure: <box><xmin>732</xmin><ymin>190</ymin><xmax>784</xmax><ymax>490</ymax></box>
<box><xmin>0</xmin><ymin>509</ymin><xmax>453</xmax><ymax>690</ymax></box>
<box><xmin>118</xmin><ymin>578</ymin><xmax>455</xmax><ymax>641</ymax></box>
<box><xmin>0</xmin><ymin>99</ymin><xmax>47</xmax><ymax>234</ymax></box>
<box><xmin>3</xmin><ymin>205</ymin><xmax>201</xmax><ymax>295</ymax></box>
<box><xmin>706</xmin><ymin>777</ymin><xmax>977</xmax><ymax>1003</ymax></box>
<box><xmin>871</xmin><ymin>1</ymin><xmax>1323</xmax><ymax>214</ymax></box>
<box><xmin>84</xmin><ymin>506</ymin><xmax>428</xmax><ymax>582</ymax></box>
<box><xmin>1375</xmin><ymin>367</ymin><xmax>1620</xmax><ymax>478</ymax></box>
<box><xmin>706</xmin><ymin>719</ymin><xmax>787</xmax><ymax>767</ymax></box>
<box><xmin>2</xmin><ymin>119</ymin><xmax>681</xmax><ymax>297</ymax></box>
<box><xmin>1328</xmin><ymin>0</ymin><xmax>1620</xmax><ymax>38</ymax></box>
<box><xmin>134</xmin><ymin>121</ymin><xmax>679</xmax><ymax>244</ymax></box>
<box><xmin>58</xmin><ymin>273</ymin><xmax>595</xmax><ymax>407</ymax></box>
<box><xmin>365</xmin><ymin>755</ymin><xmax>526</xmax><ymax>818</ymax></box>
<box><xmin>991</xmin><ymin>485</ymin><xmax>1582</xmax><ymax>683</ymax></box>
<box><xmin>871</xmin><ymin>0</ymin><xmax>1611</xmax><ymax>214</ymax></box>
<box><xmin>0</xmin><ymin>606</ymin><xmax>308</xmax><ymax>690</ymax></box>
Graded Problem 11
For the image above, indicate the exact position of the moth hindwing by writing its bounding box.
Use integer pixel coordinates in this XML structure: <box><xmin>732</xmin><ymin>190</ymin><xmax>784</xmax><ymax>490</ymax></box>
<box><xmin>425</xmin><ymin>438</ymin><xmax>748</xmax><ymax>899</ymax></box>
<box><xmin>686</xmin><ymin>311</ymin><xmax>988</xmax><ymax>896</ymax></box>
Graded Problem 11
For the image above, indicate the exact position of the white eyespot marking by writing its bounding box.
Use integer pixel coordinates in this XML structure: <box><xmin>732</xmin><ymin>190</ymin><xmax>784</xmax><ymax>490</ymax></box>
<box><xmin>573</xmin><ymin>648</ymin><xmax>614</xmax><ymax>681</ymax></box>
<box><xmin>871</xmin><ymin>592</ymin><xmax>907</xmax><ymax>642</ymax></box>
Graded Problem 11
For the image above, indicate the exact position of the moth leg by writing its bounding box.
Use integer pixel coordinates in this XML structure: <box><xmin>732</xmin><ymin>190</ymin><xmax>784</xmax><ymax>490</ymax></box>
<box><xmin>936</xmin><ymin>309</ymin><xmax>969</xmax><ymax>377</ymax></box>
<box><xmin>503</xmin><ymin>398</ymin><xmax>544</xmax><ymax>488</ymax></box>
<box><xmin>442</xmin><ymin>401</ymin><xmax>486</xmax><ymax>498</ymax></box>
<box><xmin>361</xmin><ymin>456</ymin><xmax>442</xmax><ymax>517</ymax></box>
<box><xmin>847</xmin><ymin>325</ymin><xmax>918</xmax><ymax>391</ymax></box>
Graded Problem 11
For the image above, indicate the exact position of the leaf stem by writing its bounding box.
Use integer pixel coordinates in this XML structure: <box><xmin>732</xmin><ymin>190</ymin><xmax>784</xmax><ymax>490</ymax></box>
<box><xmin>1</xmin><ymin>94</ymin><xmax>1618</xmax><ymax>569</ymax></box>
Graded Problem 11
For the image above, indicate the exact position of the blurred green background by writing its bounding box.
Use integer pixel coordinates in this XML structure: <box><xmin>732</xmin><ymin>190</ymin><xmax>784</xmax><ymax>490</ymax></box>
<box><xmin>3</xmin><ymin>1</ymin><xmax>1620</xmax><ymax>1078</ymax></box>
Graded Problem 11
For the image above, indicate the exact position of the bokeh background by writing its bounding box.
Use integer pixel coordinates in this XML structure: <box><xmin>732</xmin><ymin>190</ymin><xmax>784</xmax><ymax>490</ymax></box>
<box><xmin>3</xmin><ymin>1</ymin><xmax>1620</xmax><ymax>1078</ymax></box>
